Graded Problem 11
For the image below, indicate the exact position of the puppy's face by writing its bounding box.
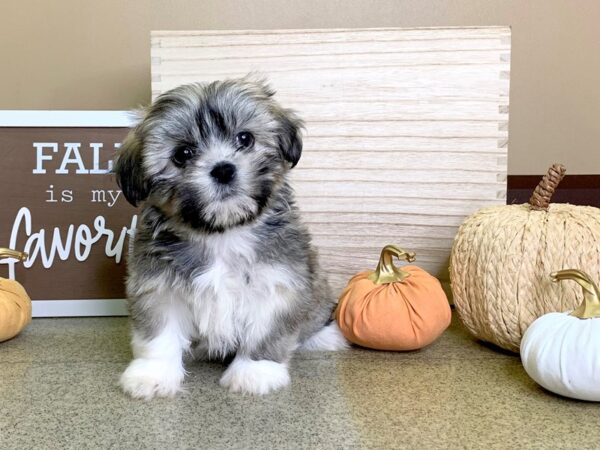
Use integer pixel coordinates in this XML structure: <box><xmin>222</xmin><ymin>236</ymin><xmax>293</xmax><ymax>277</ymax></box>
<box><xmin>115</xmin><ymin>78</ymin><xmax>303</xmax><ymax>232</ymax></box>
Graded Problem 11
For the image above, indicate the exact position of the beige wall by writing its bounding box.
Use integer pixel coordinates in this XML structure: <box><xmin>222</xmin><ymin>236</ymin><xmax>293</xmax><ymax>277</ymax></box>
<box><xmin>2</xmin><ymin>0</ymin><xmax>599</xmax><ymax>175</ymax></box>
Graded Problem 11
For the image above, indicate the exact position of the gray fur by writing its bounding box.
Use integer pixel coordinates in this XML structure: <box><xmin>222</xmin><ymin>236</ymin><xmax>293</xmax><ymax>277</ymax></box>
<box><xmin>115</xmin><ymin>76</ymin><xmax>338</xmax><ymax>373</ymax></box>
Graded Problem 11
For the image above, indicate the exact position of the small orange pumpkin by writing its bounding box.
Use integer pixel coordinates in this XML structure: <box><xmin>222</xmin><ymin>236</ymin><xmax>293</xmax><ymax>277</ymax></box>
<box><xmin>0</xmin><ymin>248</ymin><xmax>31</xmax><ymax>342</ymax></box>
<box><xmin>335</xmin><ymin>245</ymin><xmax>451</xmax><ymax>350</ymax></box>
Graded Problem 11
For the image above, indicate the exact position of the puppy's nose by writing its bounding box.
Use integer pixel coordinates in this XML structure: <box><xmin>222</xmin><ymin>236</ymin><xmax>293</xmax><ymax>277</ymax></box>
<box><xmin>210</xmin><ymin>162</ymin><xmax>237</xmax><ymax>185</ymax></box>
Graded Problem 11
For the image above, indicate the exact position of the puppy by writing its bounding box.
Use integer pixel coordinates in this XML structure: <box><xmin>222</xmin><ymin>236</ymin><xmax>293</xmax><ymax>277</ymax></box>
<box><xmin>115</xmin><ymin>76</ymin><xmax>347</xmax><ymax>399</ymax></box>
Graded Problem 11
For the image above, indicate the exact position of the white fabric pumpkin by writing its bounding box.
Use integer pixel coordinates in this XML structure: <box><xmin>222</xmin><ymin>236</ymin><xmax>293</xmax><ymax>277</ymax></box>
<box><xmin>521</xmin><ymin>269</ymin><xmax>600</xmax><ymax>401</ymax></box>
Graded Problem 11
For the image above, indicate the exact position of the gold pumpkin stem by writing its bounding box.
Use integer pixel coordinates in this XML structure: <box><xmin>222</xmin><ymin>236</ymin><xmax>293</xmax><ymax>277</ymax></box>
<box><xmin>528</xmin><ymin>163</ymin><xmax>566</xmax><ymax>211</ymax></box>
<box><xmin>368</xmin><ymin>244</ymin><xmax>416</xmax><ymax>285</ymax></box>
<box><xmin>0</xmin><ymin>248</ymin><xmax>28</xmax><ymax>262</ymax></box>
<box><xmin>550</xmin><ymin>269</ymin><xmax>600</xmax><ymax>319</ymax></box>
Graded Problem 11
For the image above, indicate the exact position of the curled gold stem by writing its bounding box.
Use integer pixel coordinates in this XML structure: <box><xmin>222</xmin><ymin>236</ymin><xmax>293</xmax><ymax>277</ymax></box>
<box><xmin>550</xmin><ymin>269</ymin><xmax>600</xmax><ymax>319</ymax></box>
<box><xmin>368</xmin><ymin>244</ymin><xmax>416</xmax><ymax>285</ymax></box>
<box><xmin>0</xmin><ymin>248</ymin><xmax>28</xmax><ymax>262</ymax></box>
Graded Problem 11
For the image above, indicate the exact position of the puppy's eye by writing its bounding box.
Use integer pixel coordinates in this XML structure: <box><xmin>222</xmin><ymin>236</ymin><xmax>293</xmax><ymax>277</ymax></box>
<box><xmin>172</xmin><ymin>145</ymin><xmax>195</xmax><ymax>167</ymax></box>
<box><xmin>236</xmin><ymin>131</ymin><xmax>254</xmax><ymax>149</ymax></box>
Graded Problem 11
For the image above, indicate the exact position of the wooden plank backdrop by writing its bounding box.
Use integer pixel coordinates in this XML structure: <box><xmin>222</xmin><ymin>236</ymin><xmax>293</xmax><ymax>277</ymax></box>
<box><xmin>151</xmin><ymin>27</ymin><xmax>511</xmax><ymax>297</ymax></box>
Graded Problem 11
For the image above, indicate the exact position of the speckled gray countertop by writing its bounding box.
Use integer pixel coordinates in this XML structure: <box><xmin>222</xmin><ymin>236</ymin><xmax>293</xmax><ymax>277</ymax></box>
<box><xmin>1</xmin><ymin>313</ymin><xmax>598</xmax><ymax>450</ymax></box>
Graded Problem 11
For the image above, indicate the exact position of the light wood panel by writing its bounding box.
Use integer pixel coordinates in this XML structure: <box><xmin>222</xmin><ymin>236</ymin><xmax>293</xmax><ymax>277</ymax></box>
<box><xmin>151</xmin><ymin>27</ymin><xmax>510</xmax><ymax>297</ymax></box>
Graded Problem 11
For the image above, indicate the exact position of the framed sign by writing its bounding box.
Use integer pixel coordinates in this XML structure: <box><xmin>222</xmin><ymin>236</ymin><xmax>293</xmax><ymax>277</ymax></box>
<box><xmin>0</xmin><ymin>111</ymin><xmax>135</xmax><ymax>316</ymax></box>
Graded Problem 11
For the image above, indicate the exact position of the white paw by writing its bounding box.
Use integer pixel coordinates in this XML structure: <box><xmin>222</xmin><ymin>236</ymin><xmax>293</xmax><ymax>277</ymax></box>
<box><xmin>120</xmin><ymin>358</ymin><xmax>185</xmax><ymax>400</ymax></box>
<box><xmin>219</xmin><ymin>358</ymin><xmax>290</xmax><ymax>395</ymax></box>
<box><xmin>300</xmin><ymin>321</ymin><xmax>350</xmax><ymax>351</ymax></box>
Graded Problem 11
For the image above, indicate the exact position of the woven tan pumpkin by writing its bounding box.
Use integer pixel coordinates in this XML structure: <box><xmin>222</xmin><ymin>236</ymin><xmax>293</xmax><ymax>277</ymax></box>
<box><xmin>0</xmin><ymin>248</ymin><xmax>31</xmax><ymax>342</ymax></box>
<box><xmin>450</xmin><ymin>164</ymin><xmax>600</xmax><ymax>352</ymax></box>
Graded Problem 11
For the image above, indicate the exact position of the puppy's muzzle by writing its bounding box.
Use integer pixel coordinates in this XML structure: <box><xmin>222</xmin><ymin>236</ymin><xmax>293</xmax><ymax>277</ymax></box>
<box><xmin>210</xmin><ymin>162</ymin><xmax>236</xmax><ymax>185</ymax></box>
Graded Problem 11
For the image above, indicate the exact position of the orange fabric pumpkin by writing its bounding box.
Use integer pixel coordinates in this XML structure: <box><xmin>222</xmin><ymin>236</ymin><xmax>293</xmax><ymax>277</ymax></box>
<box><xmin>0</xmin><ymin>249</ymin><xmax>31</xmax><ymax>342</ymax></box>
<box><xmin>335</xmin><ymin>245</ymin><xmax>451</xmax><ymax>351</ymax></box>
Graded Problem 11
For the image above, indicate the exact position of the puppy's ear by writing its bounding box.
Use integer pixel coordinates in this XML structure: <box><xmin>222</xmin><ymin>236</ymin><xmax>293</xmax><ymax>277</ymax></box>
<box><xmin>114</xmin><ymin>124</ymin><xmax>149</xmax><ymax>207</ymax></box>
<box><xmin>277</xmin><ymin>110</ymin><xmax>304</xmax><ymax>169</ymax></box>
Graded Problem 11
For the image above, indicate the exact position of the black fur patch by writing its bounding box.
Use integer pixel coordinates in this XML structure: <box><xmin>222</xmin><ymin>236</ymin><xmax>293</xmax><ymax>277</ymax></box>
<box><xmin>252</xmin><ymin>179</ymin><xmax>273</xmax><ymax>212</ymax></box>
<box><xmin>195</xmin><ymin>103</ymin><xmax>230</xmax><ymax>142</ymax></box>
<box><xmin>196</xmin><ymin>107</ymin><xmax>209</xmax><ymax>141</ymax></box>
<box><xmin>178</xmin><ymin>189</ymin><xmax>219</xmax><ymax>232</ymax></box>
<box><xmin>208</xmin><ymin>106</ymin><xmax>227</xmax><ymax>136</ymax></box>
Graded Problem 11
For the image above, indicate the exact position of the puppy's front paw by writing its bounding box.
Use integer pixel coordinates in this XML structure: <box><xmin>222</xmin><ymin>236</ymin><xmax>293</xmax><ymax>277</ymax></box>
<box><xmin>220</xmin><ymin>358</ymin><xmax>290</xmax><ymax>395</ymax></box>
<box><xmin>120</xmin><ymin>358</ymin><xmax>185</xmax><ymax>400</ymax></box>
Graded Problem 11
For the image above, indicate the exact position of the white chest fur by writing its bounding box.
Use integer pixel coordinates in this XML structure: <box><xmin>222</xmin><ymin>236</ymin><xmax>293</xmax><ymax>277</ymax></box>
<box><xmin>183</xmin><ymin>227</ymin><xmax>296</xmax><ymax>356</ymax></box>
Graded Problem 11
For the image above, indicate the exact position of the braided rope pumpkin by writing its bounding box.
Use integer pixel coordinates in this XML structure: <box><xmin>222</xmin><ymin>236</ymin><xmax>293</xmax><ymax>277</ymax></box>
<box><xmin>0</xmin><ymin>248</ymin><xmax>31</xmax><ymax>342</ymax></box>
<box><xmin>450</xmin><ymin>164</ymin><xmax>600</xmax><ymax>352</ymax></box>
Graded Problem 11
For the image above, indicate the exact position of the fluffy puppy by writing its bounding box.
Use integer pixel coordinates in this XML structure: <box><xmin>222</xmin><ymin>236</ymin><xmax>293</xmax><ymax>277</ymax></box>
<box><xmin>115</xmin><ymin>76</ymin><xmax>347</xmax><ymax>399</ymax></box>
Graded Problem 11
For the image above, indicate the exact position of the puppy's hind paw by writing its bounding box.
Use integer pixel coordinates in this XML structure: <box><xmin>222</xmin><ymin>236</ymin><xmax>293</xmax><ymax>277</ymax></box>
<box><xmin>120</xmin><ymin>358</ymin><xmax>185</xmax><ymax>400</ymax></box>
<box><xmin>300</xmin><ymin>321</ymin><xmax>350</xmax><ymax>351</ymax></box>
<box><xmin>220</xmin><ymin>358</ymin><xmax>290</xmax><ymax>395</ymax></box>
